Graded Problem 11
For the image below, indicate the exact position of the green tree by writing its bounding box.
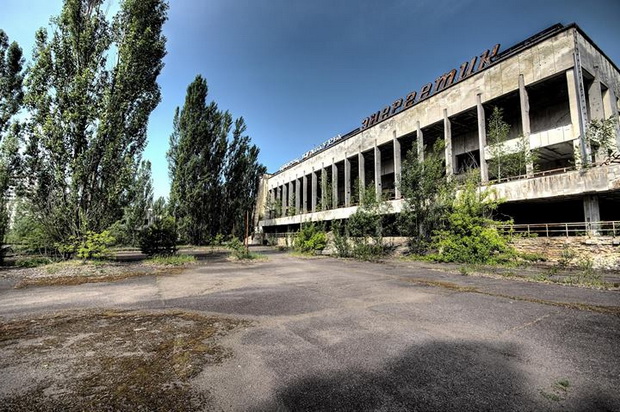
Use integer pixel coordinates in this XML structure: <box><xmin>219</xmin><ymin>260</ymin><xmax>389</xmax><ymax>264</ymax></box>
<box><xmin>0</xmin><ymin>30</ymin><xmax>24</xmax><ymax>263</ymax></box>
<box><xmin>122</xmin><ymin>160</ymin><xmax>154</xmax><ymax>246</ymax></box>
<box><xmin>221</xmin><ymin>117</ymin><xmax>266</xmax><ymax>239</ymax></box>
<box><xmin>398</xmin><ymin>140</ymin><xmax>453</xmax><ymax>253</ymax></box>
<box><xmin>152</xmin><ymin>196</ymin><xmax>168</xmax><ymax>219</ymax></box>
<box><xmin>586</xmin><ymin>116</ymin><xmax>619</xmax><ymax>163</ymax></box>
<box><xmin>487</xmin><ymin>107</ymin><xmax>511</xmax><ymax>180</ymax></box>
<box><xmin>22</xmin><ymin>0</ymin><xmax>167</xmax><ymax>247</ymax></box>
<box><xmin>431</xmin><ymin>174</ymin><xmax>515</xmax><ymax>264</ymax></box>
<box><xmin>168</xmin><ymin>75</ymin><xmax>230</xmax><ymax>244</ymax></box>
<box><xmin>487</xmin><ymin>107</ymin><xmax>534</xmax><ymax>179</ymax></box>
<box><xmin>347</xmin><ymin>183</ymin><xmax>389</xmax><ymax>260</ymax></box>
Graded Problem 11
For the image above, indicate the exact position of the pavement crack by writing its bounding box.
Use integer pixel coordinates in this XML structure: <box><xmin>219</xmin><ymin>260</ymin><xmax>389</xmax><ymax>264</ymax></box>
<box><xmin>499</xmin><ymin>313</ymin><xmax>552</xmax><ymax>337</ymax></box>
<box><xmin>398</xmin><ymin>277</ymin><xmax>620</xmax><ymax>317</ymax></box>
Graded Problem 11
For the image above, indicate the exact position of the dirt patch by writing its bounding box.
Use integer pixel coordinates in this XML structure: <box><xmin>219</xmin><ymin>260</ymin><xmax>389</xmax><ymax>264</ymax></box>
<box><xmin>0</xmin><ymin>310</ymin><xmax>250</xmax><ymax>411</ymax></box>
<box><xmin>1</xmin><ymin>260</ymin><xmax>196</xmax><ymax>289</ymax></box>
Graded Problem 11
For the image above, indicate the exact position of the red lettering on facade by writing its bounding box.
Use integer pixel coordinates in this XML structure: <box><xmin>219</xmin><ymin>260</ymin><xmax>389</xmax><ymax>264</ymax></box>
<box><xmin>419</xmin><ymin>83</ymin><xmax>433</xmax><ymax>100</ymax></box>
<box><xmin>435</xmin><ymin>69</ymin><xmax>457</xmax><ymax>92</ymax></box>
<box><xmin>362</xmin><ymin>117</ymin><xmax>369</xmax><ymax>129</ymax></box>
<box><xmin>404</xmin><ymin>92</ymin><xmax>417</xmax><ymax>108</ymax></box>
<box><xmin>380</xmin><ymin>106</ymin><xmax>391</xmax><ymax>120</ymax></box>
<box><xmin>478</xmin><ymin>44</ymin><xmax>500</xmax><ymax>70</ymax></box>
<box><xmin>359</xmin><ymin>43</ymin><xmax>501</xmax><ymax>129</ymax></box>
<box><xmin>391</xmin><ymin>98</ymin><xmax>403</xmax><ymax>114</ymax></box>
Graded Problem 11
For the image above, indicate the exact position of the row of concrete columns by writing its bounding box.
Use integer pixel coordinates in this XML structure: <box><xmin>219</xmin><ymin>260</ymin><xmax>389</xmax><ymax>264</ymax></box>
<box><xmin>269</xmin><ymin>67</ymin><xmax>616</xmax><ymax>219</ymax></box>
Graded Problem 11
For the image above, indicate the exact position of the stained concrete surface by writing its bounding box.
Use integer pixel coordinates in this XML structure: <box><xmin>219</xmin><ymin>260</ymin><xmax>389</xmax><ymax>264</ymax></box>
<box><xmin>1</xmin><ymin>248</ymin><xmax>619</xmax><ymax>410</ymax></box>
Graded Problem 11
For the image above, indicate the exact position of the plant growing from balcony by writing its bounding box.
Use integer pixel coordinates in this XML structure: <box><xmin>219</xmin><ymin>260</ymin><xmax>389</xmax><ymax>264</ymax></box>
<box><xmin>586</xmin><ymin>116</ymin><xmax>619</xmax><ymax>163</ymax></box>
<box><xmin>487</xmin><ymin>107</ymin><xmax>535</xmax><ymax>180</ymax></box>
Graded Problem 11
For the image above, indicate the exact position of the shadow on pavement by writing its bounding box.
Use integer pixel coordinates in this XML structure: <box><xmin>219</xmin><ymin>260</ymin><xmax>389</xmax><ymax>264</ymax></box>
<box><xmin>252</xmin><ymin>339</ymin><xmax>616</xmax><ymax>411</ymax></box>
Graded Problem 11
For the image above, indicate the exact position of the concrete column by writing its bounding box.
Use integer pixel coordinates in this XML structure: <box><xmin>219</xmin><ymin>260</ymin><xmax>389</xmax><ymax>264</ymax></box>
<box><xmin>566</xmin><ymin>69</ymin><xmax>589</xmax><ymax>167</ymax></box>
<box><xmin>417</xmin><ymin>121</ymin><xmax>424</xmax><ymax>163</ymax></box>
<box><xmin>477</xmin><ymin>94</ymin><xmax>489</xmax><ymax>183</ymax></box>
<box><xmin>589</xmin><ymin>76</ymin><xmax>606</xmax><ymax>163</ymax></box>
<box><xmin>295</xmin><ymin>177</ymin><xmax>301</xmax><ymax>214</ymax></box>
<box><xmin>358</xmin><ymin>152</ymin><xmax>365</xmax><ymax>203</ymax></box>
<box><xmin>288</xmin><ymin>181</ymin><xmax>294</xmax><ymax>214</ymax></box>
<box><xmin>443</xmin><ymin>109</ymin><xmax>453</xmax><ymax>177</ymax></box>
<box><xmin>302</xmin><ymin>174</ymin><xmax>308</xmax><ymax>213</ymax></box>
<box><xmin>344</xmin><ymin>155</ymin><xmax>351</xmax><ymax>207</ymax></box>
<box><xmin>374</xmin><ymin>141</ymin><xmax>382</xmax><ymax>200</ymax></box>
<box><xmin>332</xmin><ymin>160</ymin><xmax>338</xmax><ymax>209</ymax></box>
<box><xmin>311</xmin><ymin>169</ymin><xmax>317</xmax><ymax>213</ymax></box>
<box><xmin>602</xmin><ymin>88</ymin><xmax>620</xmax><ymax>148</ymax></box>
<box><xmin>393</xmin><ymin>132</ymin><xmax>402</xmax><ymax>199</ymax></box>
<box><xmin>312</xmin><ymin>168</ymin><xmax>319</xmax><ymax>213</ymax></box>
<box><xmin>321</xmin><ymin>165</ymin><xmax>328</xmax><ymax>210</ymax></box>
<box><xmin>583</xmin><ymin>195</ymin><xmax>601</xmax><ymax>236</ymax></box>
<box><xmin>588</xmin><ymin>79</ymin><xmax>605</xmax><ymax>121</ymax></box>
<box><xmin>282</xmin><ymin>183</ymin><xmax>288</xmax><ymax>217</ymax></box>
<box><xmin>519</xmin><ymin>74</ymin><xmax>534</xmax><ymax>176</ymax></box>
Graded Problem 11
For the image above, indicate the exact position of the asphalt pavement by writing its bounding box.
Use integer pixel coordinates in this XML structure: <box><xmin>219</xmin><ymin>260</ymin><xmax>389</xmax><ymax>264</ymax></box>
<box><xmin>1</xmin><ymin>248</ymin><xmax>619</xmax><ymax>411</ymax></box>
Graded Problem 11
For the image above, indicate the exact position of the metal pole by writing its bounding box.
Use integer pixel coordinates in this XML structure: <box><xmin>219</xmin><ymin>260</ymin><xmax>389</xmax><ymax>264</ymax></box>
<box><xmin>565</xmin><ymin>223</ymin><xmax>569</xmax><ymax>237</ymax></box>
<box><xmin>244</xmin><ymin>211</ymin><xmax>249</xmax><ymax>254</ymax></box>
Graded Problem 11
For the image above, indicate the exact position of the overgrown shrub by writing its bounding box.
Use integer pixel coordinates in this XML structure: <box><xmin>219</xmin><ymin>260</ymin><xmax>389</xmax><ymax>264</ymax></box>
<box><xmin>57</xmin><ymin>231</ymin><xmax>116</xmax><ymax>260</ymax></box>
<box><xmin>6</xmin><ymin>200</ymin><xmax>52</xmax><ymax>255</ymax></box>
<box><xmin>331</xmin><ymin>220</ymin><xmax>350</xmax><ymax>258</ymax></box>
<box><xmin>294</xmin><ymin>223</ymin><xmax>327</xmax><ymax>255</ymax></box>
<box><xmin>430</xmin><ymin>177</ymin><xmax>516</xmax><ymax>264</ymax></box>
<box><xmin>227</xmin><ymin>238</ymin><xmax>256</xmax><ymax>259</ymax></box>
<box><xmin>139</xmin><ymin>216</ymin><xmax>177</xmax><ymax>256</ymax></box>
<box><xmin>347</xmin><ymin>184</ymin><xmax>388</xmax><ymax>260</ymax></box>
<box><xmin>15</xmin><ymin>256</ymin><xmax>53</xmax><ymax>268</ymax></box>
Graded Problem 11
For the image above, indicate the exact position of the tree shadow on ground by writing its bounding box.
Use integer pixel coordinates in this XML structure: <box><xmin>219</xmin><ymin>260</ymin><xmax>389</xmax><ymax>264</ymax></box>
<box><xmin>252</xmin><ymin>339</ymin><xmax>617</xmax><ymax>411</ymax></box>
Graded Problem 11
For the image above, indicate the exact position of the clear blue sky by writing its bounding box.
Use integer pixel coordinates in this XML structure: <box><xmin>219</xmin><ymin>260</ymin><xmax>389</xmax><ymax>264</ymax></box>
<box><xmin>2</xmin><ymin>0</ymin><xmax>619</xmax><ymax>199</ymax></box>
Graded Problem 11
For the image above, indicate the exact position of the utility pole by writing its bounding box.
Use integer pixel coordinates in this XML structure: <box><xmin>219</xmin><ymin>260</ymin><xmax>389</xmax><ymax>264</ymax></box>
<box><xmin>244</xmin><ymin>210</ymin><xmax>249</xmax><ymax>254</ymax></box>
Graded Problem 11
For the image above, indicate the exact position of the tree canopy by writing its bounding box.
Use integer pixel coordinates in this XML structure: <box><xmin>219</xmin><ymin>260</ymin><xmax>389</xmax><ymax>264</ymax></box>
<box><xmin>21</xmin><ymin>0</ymin><xmax>168</xmax><ymax>244</ymax></box>
<box><xmin>168</xmin><ymin>75</ymin><xmax>265</xmax><ymax>244</ymax></box>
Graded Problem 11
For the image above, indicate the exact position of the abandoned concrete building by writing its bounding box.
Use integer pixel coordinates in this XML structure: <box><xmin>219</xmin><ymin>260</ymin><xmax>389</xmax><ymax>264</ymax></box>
<box><xmin>255</xmin><ymin>23</ymin><xmax>620</xmax><ymax>237</ymax></box>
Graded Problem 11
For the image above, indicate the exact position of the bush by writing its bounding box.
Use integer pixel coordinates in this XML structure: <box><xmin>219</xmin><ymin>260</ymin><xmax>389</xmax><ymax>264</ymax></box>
<box><xmin>139</xmin><ymin>217</ymin><xmax>177</xmax><ymax>256</ymax></box>
<box><xmin>294</xmin><ymin>224</ymin><xmax>327</xmax><ymax>255</ymax></box>
<box><xmin>227</xmin><ymin>238</ymin><xmax>259</xmax><ymax>260</ymax></box>
<box><xmin>331</xmin><ymin>221</ymin><xmax>350</xmax><ymax>258</ymax></box>
<box><xmin>15</xmin><ymin>256</ymin><xmax>53</xmax><ymax>268</ymax></box>
<box><xmin>430</xmin><ymin>177</ymin><xmax>516</xmax><ymax>265</ymax></box>
<box><xmin>57</xmin><ymin>231</ymin><xmax>116</xmax><ymax>260</ymax></box>
<box><xmin>432</xmin><ymin>224</ymin><xmax>515</xmax><ymax>264</ymax></box>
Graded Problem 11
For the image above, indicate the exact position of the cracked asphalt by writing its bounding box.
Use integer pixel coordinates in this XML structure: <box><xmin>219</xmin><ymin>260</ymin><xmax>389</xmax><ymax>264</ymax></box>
<box><xmin>1</xmin><ymin>248</ymin><xmax>619</xmax><ymax>411</ymax></box>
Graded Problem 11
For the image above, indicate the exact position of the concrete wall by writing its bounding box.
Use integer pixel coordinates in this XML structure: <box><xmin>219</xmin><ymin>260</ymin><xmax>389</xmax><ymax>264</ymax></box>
<box><xmin>266</xmin><ymin>29</ymin><xmax>576</xmax><ymax>192</ymax></box>
<box><xmin>492</xmin><ymin>164</ymin><xmax>620</xmax><ymax>201</ymax></box>
<box><xmin>513</xmin><ymin>236</ymin><xmax>620</xmax><ymax>270</ymax></box>
<box><xmin>258</xmin><ymin>26</ymin><xmax>620</xmax><ymax>231</ymax></box>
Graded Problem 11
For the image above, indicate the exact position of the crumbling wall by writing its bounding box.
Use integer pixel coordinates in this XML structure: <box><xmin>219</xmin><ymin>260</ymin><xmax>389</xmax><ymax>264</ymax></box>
<box><xmin>512</xmin><ymin>236</ymin><xmax>620</xmax><ymax>269</ymax></box>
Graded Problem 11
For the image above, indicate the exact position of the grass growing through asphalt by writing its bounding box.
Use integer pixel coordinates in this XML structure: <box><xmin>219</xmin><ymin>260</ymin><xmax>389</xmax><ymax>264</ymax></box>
<box><xmin>144</xmin><ymin>254</ymin><xmax>197</xmax><ymax>266</ymax></box>
<box><xmin>0</xmin><ymin>310</ymin><xmax>250</xmax><ymax>411</ymax></box>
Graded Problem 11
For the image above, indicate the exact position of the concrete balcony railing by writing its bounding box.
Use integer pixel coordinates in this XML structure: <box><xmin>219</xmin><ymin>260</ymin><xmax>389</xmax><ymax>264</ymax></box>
<box><xmin>259</xmin><ymin>163</ymin><xmax>620</xmax><ymax>228</ymax></box>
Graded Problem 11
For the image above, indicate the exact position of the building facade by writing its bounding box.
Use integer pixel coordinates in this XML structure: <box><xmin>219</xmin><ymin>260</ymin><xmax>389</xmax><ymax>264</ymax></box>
<box><xmin>255</xmin><ymin>23</ymin><xmax>620</xmax><ymax>236</ymax></box>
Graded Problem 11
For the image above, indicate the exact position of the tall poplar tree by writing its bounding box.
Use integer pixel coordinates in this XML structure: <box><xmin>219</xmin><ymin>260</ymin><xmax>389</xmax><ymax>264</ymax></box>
<box><xmin>22</xmin><ymin>0</ymin><xmax>167</xmax><ymax>244</ymax></box>
<box><xmin>121</xmin><ymin>160</ymin><xmax>154</xmax><ymax>246</ymax></box>
<box><xmin>222</xmin><ymin>117</ymin><xmax>266</xmax><ymax>239</ymax></box>
<box><xmin>168</xmin><ymin>75</ymin><xmax>230</xmax><ymax>244</ymax></box>
<box><xmin>0</xmin><ymin>30</ymin><xmax>24</xmax><ymax>261</ymax></box>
